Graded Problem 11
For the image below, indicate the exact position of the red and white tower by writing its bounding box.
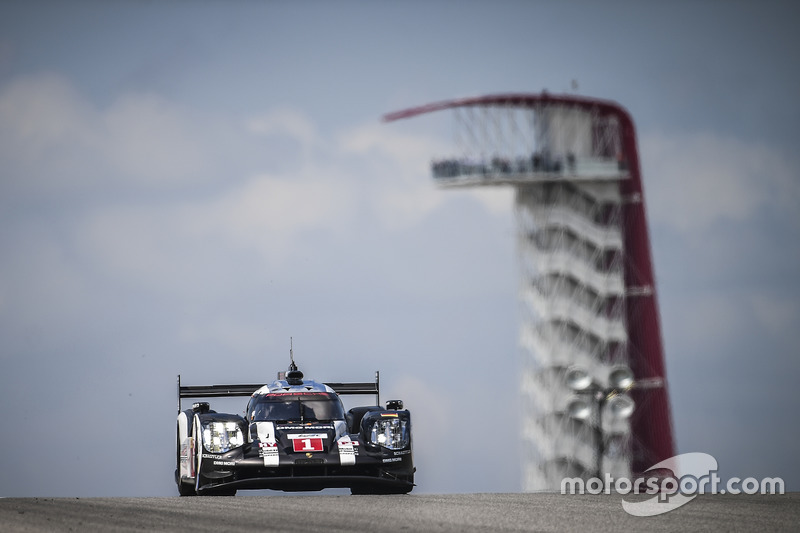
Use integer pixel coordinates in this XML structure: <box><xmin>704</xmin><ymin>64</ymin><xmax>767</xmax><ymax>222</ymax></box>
<box><xmin>385</xmin><ymin>93</ymin><xmax>675</xmax><ymax>490</ymax></box>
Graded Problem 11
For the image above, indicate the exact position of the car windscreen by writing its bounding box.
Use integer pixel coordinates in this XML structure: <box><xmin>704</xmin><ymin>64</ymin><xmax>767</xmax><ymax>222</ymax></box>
<box><xmin>252</xmin><ymin>393</ymin><xmax>345</xmax><ymax>423</ymax></box>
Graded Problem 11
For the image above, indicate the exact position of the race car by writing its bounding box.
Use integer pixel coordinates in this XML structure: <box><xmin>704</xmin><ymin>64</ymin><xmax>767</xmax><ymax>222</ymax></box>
<box><xmin>175</xmin><ymin>359</ymin><xmax>414</xmax><ymax>496</ymax></box>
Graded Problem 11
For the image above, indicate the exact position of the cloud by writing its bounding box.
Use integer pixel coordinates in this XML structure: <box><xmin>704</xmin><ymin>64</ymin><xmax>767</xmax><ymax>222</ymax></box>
<box><xmin>337</xmin><ymin>121</ymin><xmax>515</xmax><ymax>227</ymax></box>
<box><xmin>0</xmin><ymin>74</ymin><xmax>471</xmax><ymax>291</ymax></box>
<box><xmin>0</xmin><ymin>73</ymin><xmax>212</xmax><ymax>198</ymax></box>
<box><xmin>640</xmin><ymin>132</ymin><xmax>800</xmax><ymax>232</ymax></box>
<box><xmin>0</xmin><ymin>72</ymin><xmax>511</xmax><ymax>237</ymax></box>
<box><xmin>102</xmin><ymin>92</ymin><xmax>207</xmax><ymax>185</ymax></box>
<box><xmin>336</xmin><ymin>121</ymin><xmax>448</xmax><ymax>228</ymax></box>
<box><xmin>72</xmin><ymin>169</ymin><xmax>361</xmax><ymax>300</ymax></box>
<box><xmin>196</xmin><ymin>171</ymin><xmax>359</xmax><ymax>264</ymax></box>
<box><xmin>246</xmin><ymin>107</ymin><xmax>319</xmax><ymax>148</ymax></box>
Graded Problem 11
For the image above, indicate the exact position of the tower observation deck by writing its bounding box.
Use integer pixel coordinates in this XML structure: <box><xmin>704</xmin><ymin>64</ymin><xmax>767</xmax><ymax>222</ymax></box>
<box><xmin>384</xmin><ymin>93</ymin><xmax>675</xmax><ymax>490</ymax></box>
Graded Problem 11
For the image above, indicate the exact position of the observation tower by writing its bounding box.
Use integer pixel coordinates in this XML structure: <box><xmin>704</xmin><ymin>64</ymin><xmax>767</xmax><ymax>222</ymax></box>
<box><xmin>384</xmin><ymin>93</ymin><xmax>675</xmax><ymax>490</ymax></box>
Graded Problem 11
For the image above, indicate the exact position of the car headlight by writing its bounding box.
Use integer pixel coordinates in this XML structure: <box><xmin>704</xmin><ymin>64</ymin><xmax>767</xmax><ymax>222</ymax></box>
<box><xmin>369</xmin><ymin>418</ymin><xmax>409</xmax><ymax>450</ymax></box>
<box><xmin>201</xmin><ymin>421</ymin><xmax>244</xmax><ymax>453</ymax></box>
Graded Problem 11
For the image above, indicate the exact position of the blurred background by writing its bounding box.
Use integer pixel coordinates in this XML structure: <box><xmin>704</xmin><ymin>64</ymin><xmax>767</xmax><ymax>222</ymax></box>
<box><xmin>0</xmin><ymin>0</ymin><xmax>798</xmax><ymax>496</ymax></box>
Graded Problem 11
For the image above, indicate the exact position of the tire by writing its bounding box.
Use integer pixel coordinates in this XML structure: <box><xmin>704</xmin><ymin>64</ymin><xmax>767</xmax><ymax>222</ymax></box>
<box><xmin>350</xmin><ymin>485</ymin><xmax>412</xmax><ymax>495</ymax></box>
<box><xmin>203</xmin><ymin>487</ymin><xmax>237</xmax><ymax>497</ymax></box>
<box><xmin>350</xmin><ymin>474</ymin><xmax>414</xmax><ymax>495</ymax></box>
<box><xmin>178</xmin><ymin>479</ymin><xmax>196</xmax><ymax>497</ymax></box>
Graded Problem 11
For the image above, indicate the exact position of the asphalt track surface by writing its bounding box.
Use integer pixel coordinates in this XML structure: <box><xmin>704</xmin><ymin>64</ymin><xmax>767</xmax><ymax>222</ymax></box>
<box><xmin>1</xmin><ymin>492</ymin><xmax>798</xmax><ymax>532</ymax></box>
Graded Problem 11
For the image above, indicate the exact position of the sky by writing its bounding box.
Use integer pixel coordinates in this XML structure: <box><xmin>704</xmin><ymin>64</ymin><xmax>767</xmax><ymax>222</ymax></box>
<box><xmin>1</xmin><ymin>0</ymin><xmax>798</xmax><ymax>496</ymax></box>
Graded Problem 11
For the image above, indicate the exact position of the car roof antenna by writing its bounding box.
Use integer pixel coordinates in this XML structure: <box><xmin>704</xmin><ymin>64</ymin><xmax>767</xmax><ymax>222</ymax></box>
<box><xmin>286</xmin><ymin>336</ymin><xmax>304</xmax><ymax>385</ymax></box>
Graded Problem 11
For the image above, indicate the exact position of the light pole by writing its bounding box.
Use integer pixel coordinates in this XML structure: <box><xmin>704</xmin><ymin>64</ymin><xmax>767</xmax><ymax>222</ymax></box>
<box><xmin>565</xmin><ymin>366</ymin><xmax>636</xmax><ymax>486</ymax></box>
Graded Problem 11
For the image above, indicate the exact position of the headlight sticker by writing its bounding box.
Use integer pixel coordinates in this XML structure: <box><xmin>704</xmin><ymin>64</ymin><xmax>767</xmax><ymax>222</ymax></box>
<box><xmin>202</xmin><ymin>421</ymin><xmax>245</xmax><ymax>453</ymax></box>
<box><xmin>370</xmin><ymin>418</ymin><xmax>409</xmax><ymax>450</ymax></box>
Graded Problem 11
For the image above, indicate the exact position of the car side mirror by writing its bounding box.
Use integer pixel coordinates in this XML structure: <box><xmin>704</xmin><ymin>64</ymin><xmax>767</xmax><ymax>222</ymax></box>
<box><xmin>192</xmin><ymin>402</ymin><xmax>211</xmax><ymax>413</ymax></box>
<box><xmin>386</xmin><ymin>399</ymin><xmax>403</xmax><ymax>410</ymax></box>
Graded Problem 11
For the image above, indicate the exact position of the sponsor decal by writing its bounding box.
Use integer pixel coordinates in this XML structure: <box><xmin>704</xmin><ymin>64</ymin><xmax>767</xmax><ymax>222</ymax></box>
<box><xmin>337</xmin><ymin>436</ymin><xmax>356</xmax><ymax>466</ymax></box>
<box><xmin>265</xmin><ymin>392</ymin><xmax>328</xmax><ymax>397</ymax></box>
<box><xmin>180</xmin><ymin>442</ymin><xmax>193</xmax><ymax>478</ymax></box>
<box><xmin>277</xmin><ymin>424</ymin><xmax>334</xmax><ymax>430</ymax></box>
<box><xmin>382</xmin><ymin>457</ymin><xmax>402</xmax><ymax>463</ymax></box>
<box><xmin>202</xmin><ymin>453</ymin><xmax>224</xmax><ymax>459</ymax></box>
<box><xmin>393</xmin><ymin>449</ymin><xmax>411</xmax><ymax>456</ymax></box>
<box><xmin>213</xmin><ymin>461</ymin><xmax>235</xmax><ymax>466</ymax></box>
<box><xmin>256</xmin><ymin>421</ymin><xmax>280</xmax><ymax>466</ymax></box>
<box><xmin>260</xmin><ymin>445</ymin><xmax>279</xmax><ymax>466</ymax></box>
<box><xmin>179</xmin><ymin>437</ymin><xmax>198</xmax><ymax>478</ymax></box>
<box><xmin>286</xmin><ymin>433</ymin><xmax>328</xmax><ymax>440</ymax></box>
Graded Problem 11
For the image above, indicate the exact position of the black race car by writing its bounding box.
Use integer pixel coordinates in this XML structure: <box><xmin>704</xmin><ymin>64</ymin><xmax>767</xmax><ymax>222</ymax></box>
<box><xmin>175</xmin><ymin>360</ymin><xmax>414</xmax><ymax>495</ymax></box>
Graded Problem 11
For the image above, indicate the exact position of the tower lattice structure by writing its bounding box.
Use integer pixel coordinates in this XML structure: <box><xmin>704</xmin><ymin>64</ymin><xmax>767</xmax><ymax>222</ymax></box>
<box><xmin>385</xmin><ymin>94</ymin><xmax>675</xmax><ymax>490</ymax></box>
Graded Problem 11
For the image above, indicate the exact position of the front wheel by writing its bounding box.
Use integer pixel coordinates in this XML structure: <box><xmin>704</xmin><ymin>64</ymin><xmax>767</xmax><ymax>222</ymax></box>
<box><xmin>350</xmin><ymin>475</ymin><xmax>414</xmax><ymax>495</ymax></box>
<box><xmin>201</xmin><ymin>486</ymin><xmax>237</xmax><ymax>497</ymax></box>
<box><xmin>350</xmin><ymin>485</ymin><xmax>413</xmax><ymax>495</ymax></box>
<box><xmin>178</xmin><ymin>479</ymin><xmax>196</xmax><ymax>496</ymax></box>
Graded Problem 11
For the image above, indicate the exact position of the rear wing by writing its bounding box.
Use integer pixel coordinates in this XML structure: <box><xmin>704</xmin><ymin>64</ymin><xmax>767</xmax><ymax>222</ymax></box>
<box><xmin>177</xmin><ymin>372</ymin><xmax>380</xmax><ymax>413</ymax></box>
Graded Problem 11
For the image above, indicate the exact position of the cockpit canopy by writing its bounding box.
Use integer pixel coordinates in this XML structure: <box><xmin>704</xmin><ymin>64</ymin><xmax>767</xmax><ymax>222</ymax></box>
<box><xmin>250</xmin><ymin>392</ymin><xmax>345</xmax><ymax>423</ymax></box>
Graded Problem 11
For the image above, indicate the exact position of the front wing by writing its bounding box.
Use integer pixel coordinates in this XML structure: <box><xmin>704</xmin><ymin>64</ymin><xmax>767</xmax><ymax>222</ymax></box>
<box><xmin>192</xmin><ymin>436</ymin><xmax>414</xmax><ymax>493</ymax></box>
